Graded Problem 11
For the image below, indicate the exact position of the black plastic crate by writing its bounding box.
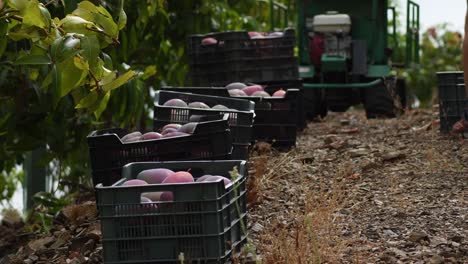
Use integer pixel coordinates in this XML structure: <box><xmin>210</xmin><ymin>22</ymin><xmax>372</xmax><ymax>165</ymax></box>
<box><xmin>154</xmin><ymin>112</ymin><xmax>251</xmax><ymax>160</ymax></box>
<box><xmin>163</xmin><ymin>79</ymin><xmax>306</xmax><ymax>131</ymax></box>
<box><xmin>253</xmin><ymin>124</ymin><xmax>296</xmax><ymax>149</ymax></box>
<box><xmin>189</xmin><ymin>29</ymin><xmax>295</xmax><ymax>62</ymax></box>
<box><xmin>440</xmin><ymin>99</ymin><xmax>468</xmax><ymax>132</ymax></box>
<box><xmin>154</xmin><ymin>90</ymin><xmax>255</xmax><ymax>145</ymax></box>
<box><xmin>231</xmin><ymin>143</ymin><xmax>251</xmax><ymax>160</ymax></box>
<box><xmin>255</xmin><ymin>79</ymin><xmax>306</xmax><ymax>131</ymax></box>
<box><xmin>87</xmin><ymin>117</ymin><xmax>232</xmax><ymax>186</ymax></box>
<box><xmin>95</xmin><ymin>160</ymin><xmax>248</xmax><ymax>263</ymax></box>
<box><xmin>161</xmin><ymin>86</ymin><xmax>299</xmax><ymax>148</ymax></box>
<box><xmin>189</xmin><ymin>29</ymin><xmax>299</xmax><ymax>86</ymax></box>
<box><xmin>191</xmin><ymin>59</ymin><xmax>299</xmax><ymax>87</ymax></box>
<box><xmin>436</xmin><ymin>71</ymin><xmax>468</xmax><ymax>132</ymax></box>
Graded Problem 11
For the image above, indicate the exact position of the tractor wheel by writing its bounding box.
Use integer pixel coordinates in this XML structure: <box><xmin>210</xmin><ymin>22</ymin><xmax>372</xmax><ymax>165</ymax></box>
<box><xmin>325</xmin><ymin>87</ymin><xmax>354</xmax><ymax>113</ymax></box>
<box><xmin>396</xmin><ymin>77</ymin><xmax>408</xmax><ymax>110</ymax></box>
<box><xmin>363</xmin><ymin>78</ymin><xmax>397</xmax><ymax>119</ymax></box>
<box><xmin>304</xmin><ymin>87</ymin><xmax>327</xmax><ymax>120</ymax></box>
<box><xmin>328</xmin><ymin>103</ymin><xmax>350</xmax><ymax>113</ymax></box>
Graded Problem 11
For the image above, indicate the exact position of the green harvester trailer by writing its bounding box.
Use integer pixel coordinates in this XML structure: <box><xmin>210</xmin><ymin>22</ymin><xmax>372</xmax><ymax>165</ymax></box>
<box><xmin>293</xmin><ymin>0</ymin><xmax>420</xmax><ymax>119</ymax></box>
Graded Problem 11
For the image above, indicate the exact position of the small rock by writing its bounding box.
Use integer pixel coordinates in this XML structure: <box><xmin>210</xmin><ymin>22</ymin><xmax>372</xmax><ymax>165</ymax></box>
<box><xmin>381</xmin><ymin>151</ymin><xmax>405</xmax><ymax>161</ymax></box>
<box><xmin>393</xmin><ymin>211</ymin><xmax>407</xmax><ymax>218</ymax></box>
<box><xmin>365</xmin><ymin>228</ymin><xmax>381</xmax><ymax>240</ymax></box>
<box><xmin>431</xmin><ymin>236</ymin><xmax>448</xmax><ymax>247</ymax></box>
<box><xmin>29</xmin><ymin>255</ymin><xmax>39</xmax><ymax>261</ymax></box>
<box><xmin>380</xmin><ymin>251</ymin><xmax>397</xmax><ymax>263</ymax></box>
<box><xmin>450</xmin><ymin>241</ymin><xmax>460</xmax><ymax>247</ymax></box>
<box><xmin>361</xmin><ymin>159</ymin><xmax>380</xmax><ymax>171</ymax></box>
<box><xmin>390</xmin><ymin>247</ymin><xmax>408</xmax><ymax>258</ymax></box>
<box><xmin>386</xmin><ymin>241</ymin><xmax>399</xmax><ymax>246</ymax></box>
<box><xmin>86</xmin><ymin>225</ymin><xmax>101</xmax><ymax>241</ymax></box>
<box><xmin>339</xmin><ymin>208</ymin><xmax>351</xmax><ymax>215</ymax></box>
<box><xmin>340</xmin><ymin>127</ymin><xmax>360</xmax><ymax>134</ymax></box>
<box><xmin>329</xmin><ymin>140</ymin><xmax>347</xmax><ymax>150</ymax></box>
<box><xmin>448</xmin><ymin>235</ymin><xmax>463</xmax><ymax>243</ymax></box>
<box><xmin>340</xmin><ymin>119</ymin><xmax>350</xmax><ymax>126</ymax></box>
<box><xmin>440</xmin><ymin>249</ymin><xmax>457</xmax><ymax>258</ymax></box>
<box><xmin>428</xmin><ymin>255</ymin><xmax>445</xmax><ymax>264</ymax></box>
<box><xmin>349</xmin><ymin>148</ymin><xmax>368</xmax><ymax>158</ymax></box>
<box><xmin>324</xmin><ymin>135</ymin><xmax>338</xmax><ymax>144</ymax></box>
<box><xmin>408</xmin><ymin>231</ymin><xmax>429</xmax><ymax>243</ymax></box>
<box><xmin>419</xmin><ymin>211</ymin><xmax>431</xmax><ymax>216</ymax></box>
<box><xmin>27</xmin><ymin>236</ymin><xmax>55</xmax><ymax>252</ymax></box>
<box><xmin>24</xmin><ymin>260</ymin><xmax>33</xmax><ymax>264</ymax></box>
<box><xmin>384</xmin><ymin>229</ymin><xmax>398</xmax><ymax>238</ymax></box>
<box><xmin>66</xmin><ymin>258</ymin><xmax>81</xmax><ymax>264</ymax></box>
<box><xmin>374</xmin><ymin>199</ymin><xmax>384</xmax><ymax>206</ymax></box>
<box><xmin>251</xmin><ymin>223</ymin><xmax>264</xmax><ymax>233</ymax></box>
<box><xmin>341</xmin><ymin>230</ymin><xmax>352</xmax><ymax>236</ymax></box>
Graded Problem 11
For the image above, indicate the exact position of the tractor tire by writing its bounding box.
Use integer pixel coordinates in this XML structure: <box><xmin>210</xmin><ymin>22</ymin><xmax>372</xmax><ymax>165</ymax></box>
<box><xmin>304</xmin><ymin>87</ymin><xmax>327</xmax><ymax>120</ymax></box>
<box><xmin>328</xmin><ymin>103</ymin><xmax>350</xmax><ymax>113</ymax></box>
<box><xmin>396</xmin><ymin>77</ymin><xmax>408</xmax><ymax>110</ymax></box>
<box><xmin>363</xmin><ymin>78</ymin><xmax>397</xmax><ymax>119</ymax></box>
<box><xmin>325</xmin><ymin>88</ymin><xmax>354</xmax><ymax>113</ymax></box>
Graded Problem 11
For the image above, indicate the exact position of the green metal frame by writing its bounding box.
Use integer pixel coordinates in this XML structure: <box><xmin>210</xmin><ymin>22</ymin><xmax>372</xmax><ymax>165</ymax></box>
<box><xmin>388</xmin><ymin>6</ymin><xmax>398</xmax><ymax>56</ymax></box>
<box><xmin>257</xmin><ymin>0</ymin><xmax>290</xmax><ymax>31</ymax></box>
<box><xmin>406</xmin><ymin>0</ymin><xmax>420</xmax><ymax>65</ymax></box>
<box><xmin>303</xmin><ymin>78</ymin><xmax>382</xmax><ymax>89</ymax></box>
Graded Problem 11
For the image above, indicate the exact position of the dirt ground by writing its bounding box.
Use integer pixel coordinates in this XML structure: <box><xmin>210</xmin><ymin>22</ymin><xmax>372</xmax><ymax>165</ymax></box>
<box><xmin>248</xmin><ymin>109</ymin><xmax>467</xmax><ymax>263</ymax></box>
<box><xmin>0</xmin><ymin>109</ymin><xmax>467</xmax><ymax>264</ymax></box>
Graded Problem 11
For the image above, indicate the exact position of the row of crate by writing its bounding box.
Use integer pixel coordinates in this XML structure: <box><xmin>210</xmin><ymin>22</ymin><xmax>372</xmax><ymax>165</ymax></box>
<box><xmin>88</xmin><ymin>80</ymin><xmax>305</xmax><ymax>186</ymax></box>
<box><xmin>85</xmin><ymin>28</ymin><xmax>303</xmax><ymax>263</ymax></box>
<box><xmin>88</xmin><ymin>115</ymin><xmax>247</xmax><ymax>263</ymax></box>
<box><xmin>86</xmin><ymin>86</ymin><xmax>304</xmax><ymax>263</ymax></box>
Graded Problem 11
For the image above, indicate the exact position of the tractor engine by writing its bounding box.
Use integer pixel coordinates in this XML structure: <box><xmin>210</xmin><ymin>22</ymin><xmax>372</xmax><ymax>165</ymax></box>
<box><xmin>307</xmin><ymin>11</ymin><xmax>352</xmax><ymax>70</ymax></box>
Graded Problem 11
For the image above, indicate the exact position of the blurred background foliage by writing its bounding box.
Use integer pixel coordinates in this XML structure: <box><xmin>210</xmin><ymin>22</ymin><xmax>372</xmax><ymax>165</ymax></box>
<box><xmin>403</xmin><ymin>25</ymin><xmax>463</xmax><ymax>107</ymax></box>
<box><xmin>388</xmin><ymin>0</ymin><xmax>463</xmax><ymax>107</ymax></box>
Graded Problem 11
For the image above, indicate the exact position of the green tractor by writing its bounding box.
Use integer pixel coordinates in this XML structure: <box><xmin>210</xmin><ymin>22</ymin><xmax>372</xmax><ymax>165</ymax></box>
<box><xmin>296</xmin><ymin>0</ymin><xmax>420</xmax><ymax>119</ymax></box>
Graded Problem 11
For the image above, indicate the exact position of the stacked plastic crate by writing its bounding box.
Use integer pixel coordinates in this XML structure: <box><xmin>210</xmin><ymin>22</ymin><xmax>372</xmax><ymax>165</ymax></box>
<box><xmin>86</xmin><ymin>28</ymin><xmax>304</xmax><ymax>264</ymax></box>
<box><xmin>153</xmin><ymin>90</ymin><xmax>255</xmax><ymax>159</ymax></box>
<box><xmin>95</xmin><ymin>160</ymin><xmax>248</xmax><ymax>263</ymax></box>
<box><xmin>184</xmin><ymin>28</ymin><xmax>303</xmax><ymax>149</ymax></box>
<box><xmin>162</xmin><ymin>86</ymin><xmax>300</xmax><ymax>149</ymax></box>
<box><xmin>189</xmin><ymin>29</ymin><xmax>299</xmax><ymax>86</ymax></box>
<box><xmin>436</xmin><ymin>71</ymin><xmax>468</xmax><ymax>133</ymax></box>
<box><xmin>87</xmin><ymin>113</ymin><xmax>248</xmax><ymax>262</ymax></box>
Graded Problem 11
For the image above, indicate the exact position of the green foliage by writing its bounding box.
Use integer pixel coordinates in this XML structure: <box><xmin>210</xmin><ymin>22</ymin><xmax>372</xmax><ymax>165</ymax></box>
<box><xmin>400</xmin><ymin>25</ymin><xmax>463</xmax><ymax>106</ymax></box>
<box><xmin>0</xmin><ymin>0</ymin><xmax>132</xmax><ymax>204</ymax></box>
<box><xmin>24</xmin><ymin>191</ymin><xmax>74</xmax><ymax>233</ymax></box>
<box><xmin>0</xmin><ymin>168</ymin><xmax>22</xmax><ymax>205</ymax></box>
<box><xmin>0</xmin><ymin>0</ymin><xmax>295</xmax><ymax>214</ymax></box>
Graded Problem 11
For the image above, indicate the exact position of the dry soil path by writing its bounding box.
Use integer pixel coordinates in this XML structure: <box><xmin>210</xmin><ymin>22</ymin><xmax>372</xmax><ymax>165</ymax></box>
<box><xmin>247</xmin><ymin>109</ymin><xmax>467</xmax><ymax>264</ymax></box>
